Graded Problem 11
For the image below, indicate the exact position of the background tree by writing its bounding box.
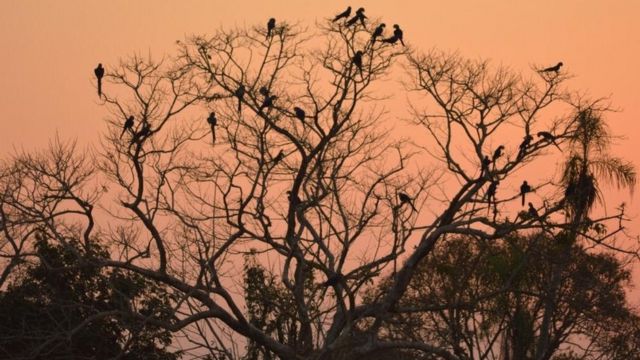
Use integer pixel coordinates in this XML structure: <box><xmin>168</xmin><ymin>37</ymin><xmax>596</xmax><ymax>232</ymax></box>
<box><xmin>0</xmin><ymin>234</ymin><xmax>179</xmax><ymax>360</ymax></box>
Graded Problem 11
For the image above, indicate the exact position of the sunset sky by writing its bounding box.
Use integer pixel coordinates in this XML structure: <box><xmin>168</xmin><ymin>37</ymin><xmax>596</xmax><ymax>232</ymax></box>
<box><xmin>1</xmin><ymin>1</ymin><xmax>639</xmax><ymax>286</ymax></box>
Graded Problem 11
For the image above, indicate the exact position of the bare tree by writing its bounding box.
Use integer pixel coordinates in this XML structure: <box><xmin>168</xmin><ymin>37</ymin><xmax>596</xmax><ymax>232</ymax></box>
<box><xmin>0</xmin><ymin>14</ymin><xmax>636</xmax><ymax>360</ymax></box>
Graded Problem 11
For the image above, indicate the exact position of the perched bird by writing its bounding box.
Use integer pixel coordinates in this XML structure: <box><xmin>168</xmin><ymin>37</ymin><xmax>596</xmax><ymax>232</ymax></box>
<box><xmin>352</xmin><ymin>50</ymin><xmax>363</xmax><ymax>74</ymax></box>
<box><xmin>382</xmin><ymin>24</ymin><xmax>404</xmax><ymax>46</ymax></box>
<box><xmin>520</xmin><ymin>180</ymin><xmax>531</xmax><ymax>206</ymax></box>
<box><xmin>293</xmin><ymin>107</ymin><xmax>305</xmax><ymax>122</ymax></box>
<box><xmin>333</xmin><ymin>6</ymin><xmax>351</xmax><ymax>22</ymax></box>
<box><xmin>322</xmin><ymin>273</ymin><xmax>344</xmax><ymax>287</ymax></box>
<box><xmin>130</xmin><ymin>122</ymin><xmax>151</xmax><ymax>145</ymax></box>
<box><xmin>517</xmin><ymin>134</ymin><xmax>533</xmax><ymax>160</ymax></box>
<box><xmin>537</xmin><ymin>131</ymin><xmax>561</xmax><ymax>150</ymax></box>
<box><xmin>94</xmin><ymin>63</ymin><xmax>105</xmax><ymax>98</ymax></box>
<box><xmin>539</xmin><ymin>62</ymin><xmax>563</xmax><ymax>74</ymax></box>
<box><xmin>398</xmin><ymin>192</ymin><xmax>416</xmax><ymax>211</ymax></box>
<box><xmin>266</xmin><ymin>18</ymin><xmax>276</xmax><ymax>39</ymax></box>
<box><xmin>234</xmin><ymin>84</ymin><xmax>245</xmax><ymax>112</ymax></box>
<box><xmin>492</xmin><ymin>145</ymin><xmax>505</xmax><ymax>162</ymax></box>
<box><xmin>207</xmin><ymin>112</ymin><xmax>217</xmax><ymax>143</ymax></box>
<box><xmin>481</xmin><ymin>155</ymin><xmax>492</xmax><ymax>177</ymax></box>
<box><xmin>260</xmin><ymin>95</ymin><xmax>278</xmax><ymax>112</ymax></box>
<box><xmin>528</xmin><ymin>202</ymin><xmax>539</xmax><ymax>219</ymax></box>
<box><xmin>392</xmin><ymin>24</ymin><xmax>405</xmax><ymax>46</ymax></box>
<box><xmin>259</xmin><ymin>86</ymin><xmax>270</xmax><ymax>97</ymax></box>
<box><xmin>371</xmin><ymin>23</ymin><xmax>386</xmax><ymax>42</ymax></box>
<box><xmin>346</xmin><ymin>7</ymin><xmax>366</xmax><ymax>27</ymax></box>
<box><xmin>273</xmin><ymin>150</ymin><xmax>285</xmax><ymax>164</ymax></box>
<box><xmin>486</xmin><ymin>180</ymin><xmax>499</xmax><ymax>210</ymax></box>
<box><xmin>120</xmin><ymin>115</ymin><xmax>134</xmax><ymax>139</ymax></box>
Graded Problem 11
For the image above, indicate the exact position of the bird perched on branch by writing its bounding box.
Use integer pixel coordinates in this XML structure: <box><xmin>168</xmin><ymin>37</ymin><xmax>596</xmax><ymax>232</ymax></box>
<box><xmin>382</xmin><ymin>24</ymin><xmax>405</xmax><ymax>46</ymax></box>
<box><xmin>492</xmin><ymin>145</ymin><xmax>505</xmax><ymax>162</ymax></box>
<box><xmin>260</xmin><ymin>95</ymin><xmax>278</xmax><ymax>112</ymax></box>
<box><xmin>273</xmin><ymin>150</ymin><xmax>284</xmax><ymax>164</ymax></box>
<box><xmin>517</xmin><ymin>134</ymin><xmax>533</xmax><ymax>160</ymax></box>
<box><xmin>539</xmin><ymin>62</ymin><xmax>563</xmax><ymax>74</ymax></box>
<box><xmin>528</xmin><ymin>202</ymin><xmax>539</xmax><ymax>219</ymax></box>
<box><xmin>322</xmin><ymin>273</ymin><xmax>344</xmax><ymax>287</ymax></box>
<box><xmin>266</xmin><ymin>18</ymin><xmax>276</xmax><ymax>39</ymax></box>
<box><xmin>537</xmin><ymin>131</ymin><xmax>561</xmax><ymax>150</ymax></box>
<box><xmin>293</xmin><ymin>107</ymin><xmax>305</xmax><ymax>122</ymax></box>
<box><xmin>94</xmin><ymin>63</ymin><xmax>104</xmax><ymax>98</ymax></box>
<box><xmin>207</xmin><ymin>112</ymin><xmax>217</xmax><ymax>144</ymax></box>
<box><xmin>371</xmin><ymin>23</ymin><xmax>385</xmax><ymax>42</ymax></box>
<box><xmin>486</xmin><ymin>180</ymin><xmax>499</xmax><ymax>212</ymax></box>
<box><xmin>333</xmin><ymin>6</ymin><xmax>351</xmax><ymax>22</ymax></box>
<box><xmin>481</xmin><ymin>155</ymin><xmax>492</xmax><ymax>177</ymax></box>
<box><xmin>234</xmin><ymin>85</ymin><xmax>245</xmax><ymax>112</ymax></box>
<box><xmin>352</xmin><ymin>50</ymin><xmax>363</xmax><ymax>74</ymax></box>
<box><xmin>520</xmin><ymin>180</ymin><xmax>531</xmax><ymax>206</ymax></box>
<box><xmin>346</xmin><ymin>7</ymin><xmax>366</xmax><ymax>28</ymax></box>
<box><xmin>120</xmin><ymin>115</ymin><xmax>134</xmax><ymax>139</ymax></box>
<box><xmin>130</xmin><ymin>122</ymin><xmax>151</xmax><ymax>145</ymax></box>
<box><xmin>398</xmin><ymin>192</ymin><xmax>416</xmax><ymax>211</ymax></box>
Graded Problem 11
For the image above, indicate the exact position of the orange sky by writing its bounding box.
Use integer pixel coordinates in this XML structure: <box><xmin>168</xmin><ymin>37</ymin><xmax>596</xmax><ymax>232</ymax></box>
<box><xmin>1</xmin><ymin>1</ymin><xmax>639</xmax><ymax>287</ymax></box>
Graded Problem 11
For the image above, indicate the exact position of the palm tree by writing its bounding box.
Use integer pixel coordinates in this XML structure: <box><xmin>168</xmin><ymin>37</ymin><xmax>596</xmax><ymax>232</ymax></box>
<box><xmin>537</xmin><ymin>107</ymin><xmax>636</xmax><ymax>359</ymax></box>
<box><xmin>562</xmin><ymin>107</ymin><xmax>636</xmax><ymax>224</ymax></box>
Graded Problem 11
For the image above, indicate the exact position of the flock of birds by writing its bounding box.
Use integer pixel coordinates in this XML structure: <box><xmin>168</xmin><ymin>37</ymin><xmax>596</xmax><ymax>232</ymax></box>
<box><xmin>91</xmin><ymin>6</ymin><xmax>566</xmax><ymax>235</ymax></box>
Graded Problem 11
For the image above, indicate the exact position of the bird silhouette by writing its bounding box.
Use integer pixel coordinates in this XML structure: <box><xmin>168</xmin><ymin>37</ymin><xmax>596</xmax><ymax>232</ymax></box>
<box><xmin>392</xmin><ymin>24</ymin><xmax>405</xmax><ymax>46</ymax></box>
<box><xmin>528</xmin><ymin>202</ymin><xmax>539</xmax><ymax>219</ymax></box>
<box><xmin>273</xmin><ymin>150</ymin><xmax>284</xmax><ymax>164</ymax></box>
<box><xmin>352</xmin><ymin>50</ymin><xmax>363</xmax><ymax>74</ymax></box>
<box><xmin>382</xmin><ymin>24</ymin><xmax>404</xmax><ymax>45</ymax></box>
<box><xmin>207</xmin><ymin>112</ymin><xmax>217</xmax><ymax>143</ymax></box>
<box><xmin>293</xmin><ymin>107</ymin><xmax>305</xmax><ymax>122</ymax></box>
<box><xmin>130</xmin><ymin>122</ymin><xmax>151</xmax><ymax>145</ymax></box>
<box><xmin>539</xmin><ymin>62</ymin><xmax>563</xmax><ymax>74</ymax></box>
<box><xmin>537</xmin><ymin>131</ymin><xmax>561</xmax><ymax>150</ymax></box>
<box><xmin>520</xmin><ymin>180</ymin><xmax>531</xmax><ymax>206</ymax></box>
<box><xmin>333</xmin><ymin>6</ymin><xmax>351</xmax><ymax>22</ymax></box>
<box><xmin>492</xmin><ymin>145</ymin><xmax>505</xmax><ymax>162</ymax></box>
<box><xmin>322</xmin><ymin>273</ymin><xmax>344</xmax><ymax>287</ymax></box>
<box><xmin>234</xmin><ymin>85</ymin><xmax>245</xmax><ymax>112</ymax></box>
<box><xmin>346</xmin><ymin>7</ymin><xmax>366</xmax><ymax>27</ymax></box>
<box><xmin>120</xmin><ymin>115</ymin><xmax>134</xmax><ymax>139</ymax></box>
<box><xmin>398</xmin><ymin>192</ymin><xmax>416</xmax><ymax>211</ymax></box>
<box><xmin>266</xmin><ymin>18</ymin><xmax>276</xmax><ymax>39</ymax></box>
<box><xmin>481</xmin><ymin>155</ymin><xmax>492</xmax><ymax>177</ymax></box>
<box><xmin>260</xmin><ymin>95</ymin><xmax>278</xmax><ymax>112</ymax></box>
<box><xmin>517</xmin><ymin>134</ymin><xmax>533</xmax><ymax>160</ymax></box>
<box><xmin>371</xmin><ymin>23</ymin><xmax>386</xmax><ymax>42</ymax></box>
<box><xmin>486</xmin><ymin>180</ymin><xmax>499</xmax><ymax>212</ymax></box>
<box><xmin>94</xmin><ymin>63</ymin><xmax>104</xmax><ymax>98</ymax></box>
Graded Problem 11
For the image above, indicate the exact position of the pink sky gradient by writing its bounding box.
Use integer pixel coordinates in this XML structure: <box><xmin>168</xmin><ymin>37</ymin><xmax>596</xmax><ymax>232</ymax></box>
<box><xmin>1</xmin><ymin>0</ymin><xmax>638</xmax><ymax>291</ymax></box>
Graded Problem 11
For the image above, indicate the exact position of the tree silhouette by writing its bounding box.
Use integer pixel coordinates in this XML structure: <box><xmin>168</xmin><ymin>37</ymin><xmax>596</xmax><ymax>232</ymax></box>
<box><xmin>0</xmin><ymin>14</ymin><xmax>637</xmax><ymax>360</ymax></box>
<box><xmin>0</xmin><ymin>235</ymin><xmax>178</xmax><ymax>359</ymax></box>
